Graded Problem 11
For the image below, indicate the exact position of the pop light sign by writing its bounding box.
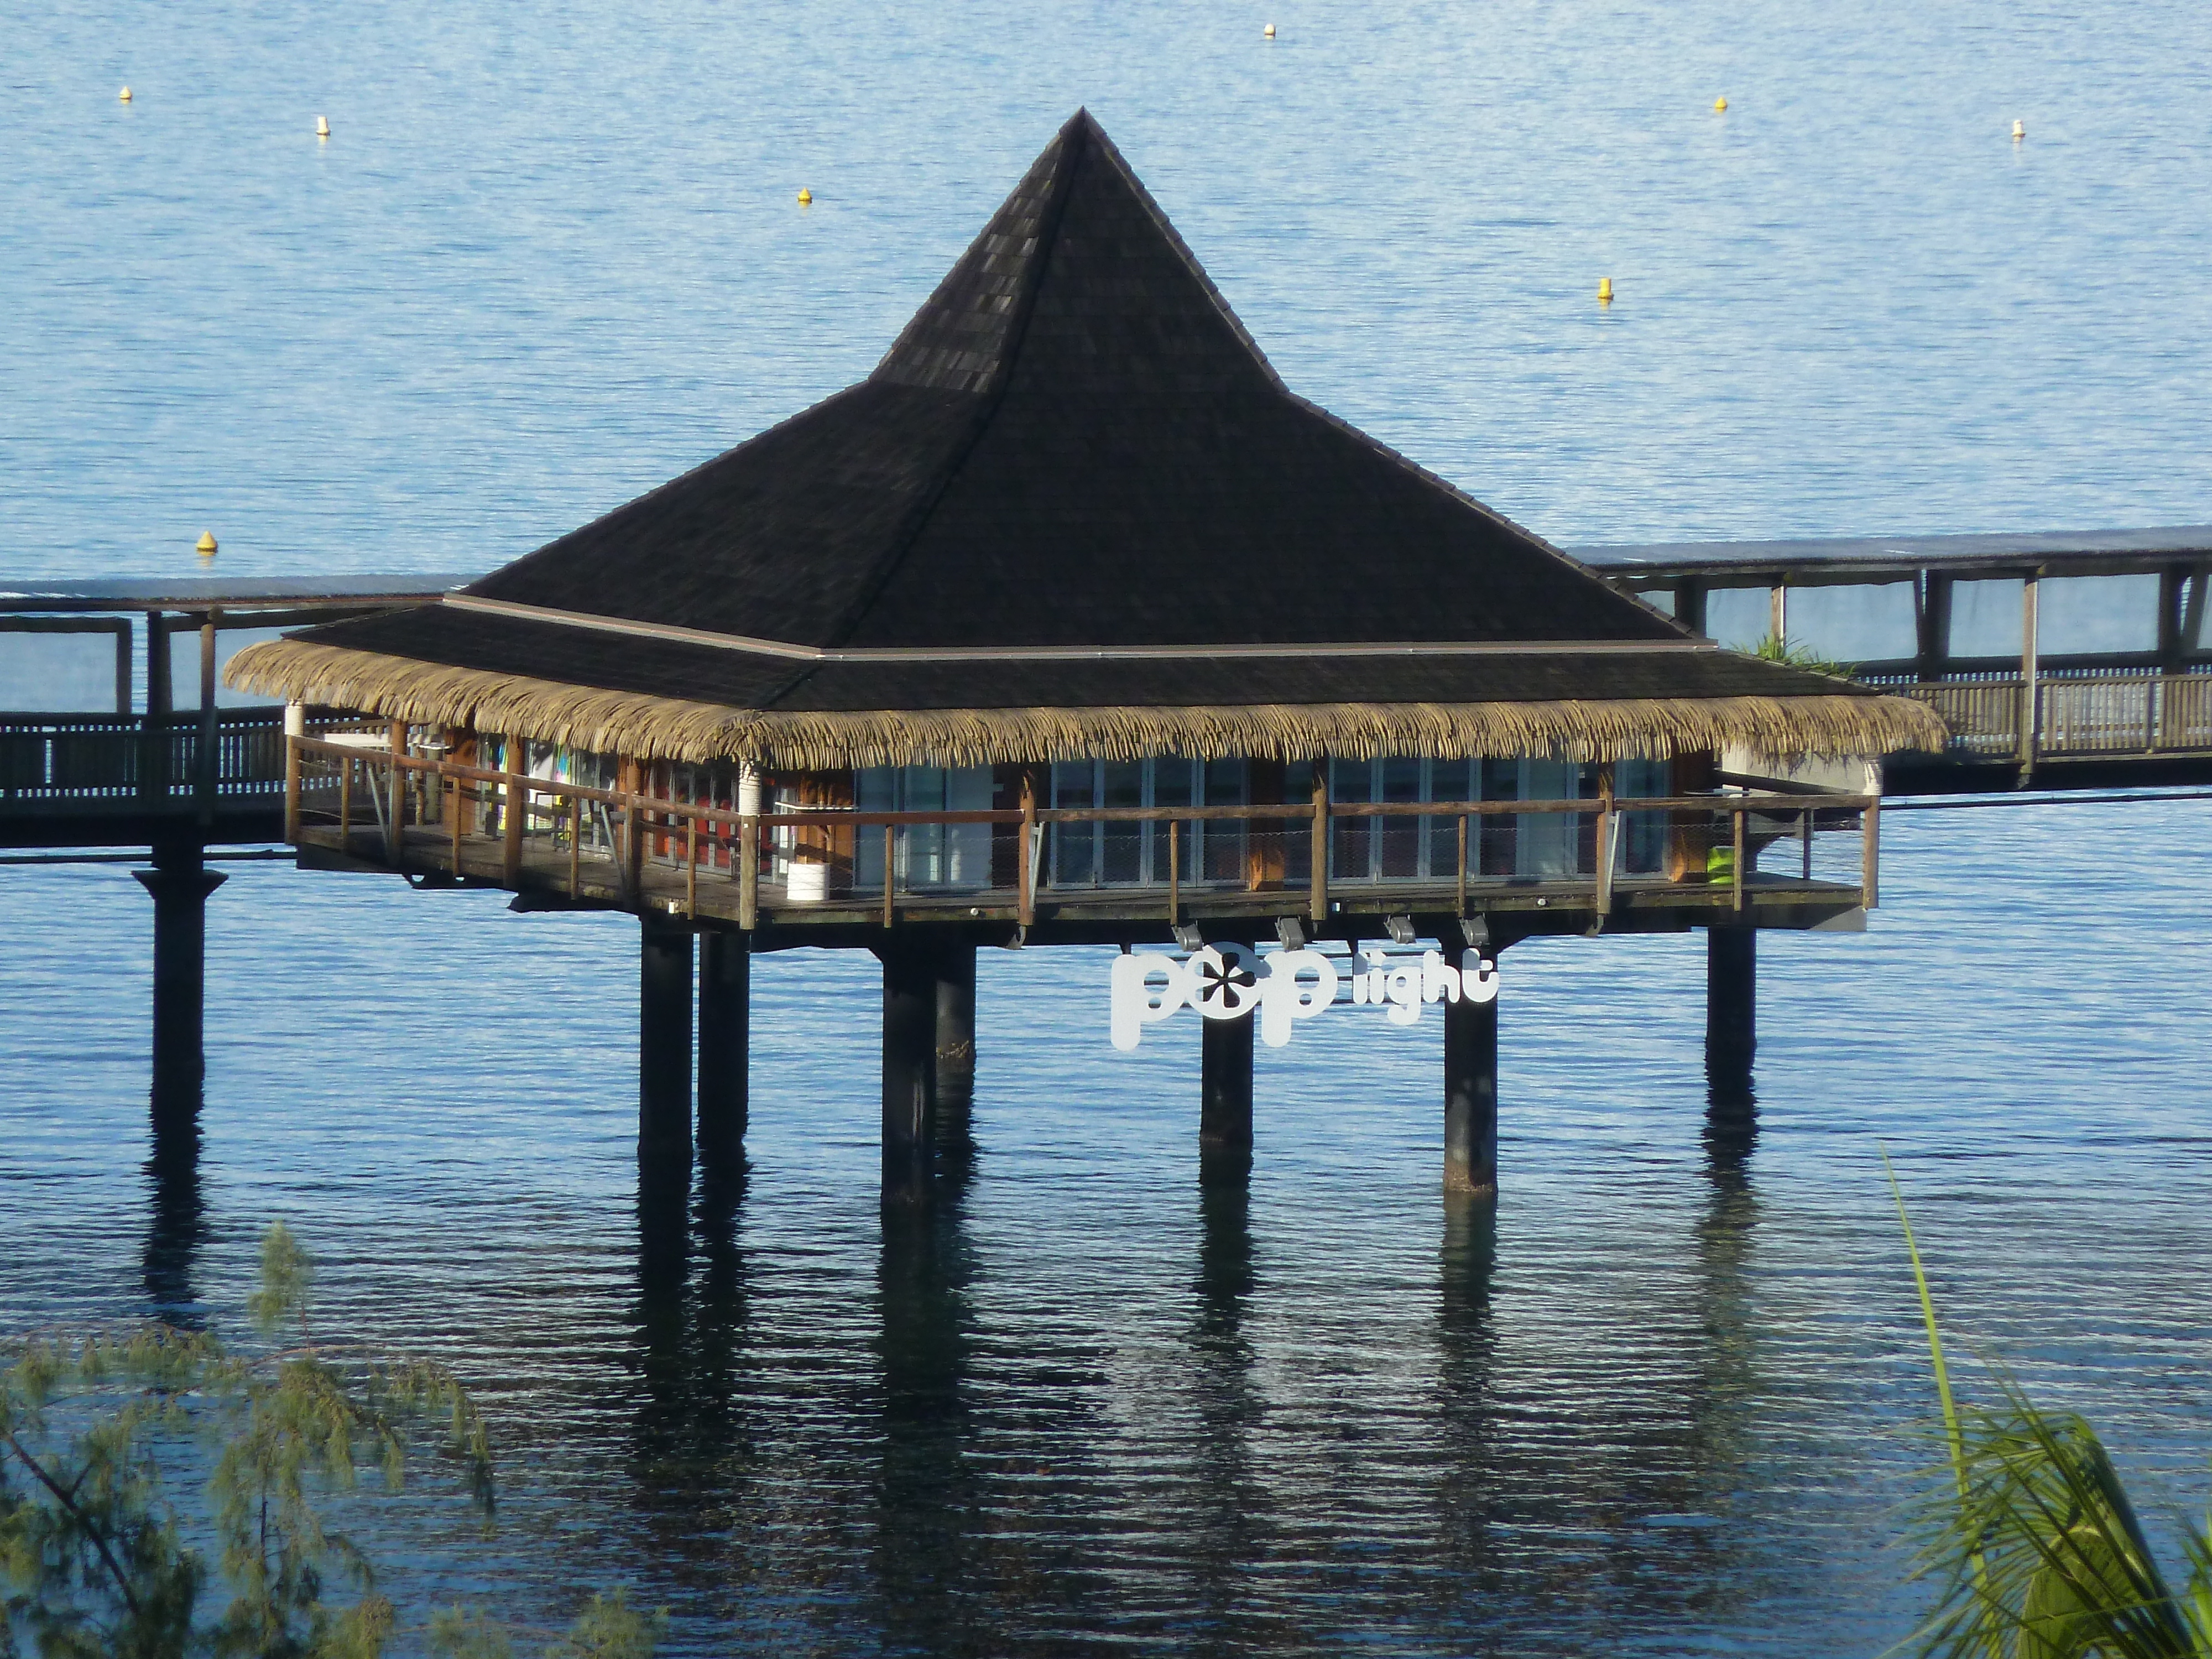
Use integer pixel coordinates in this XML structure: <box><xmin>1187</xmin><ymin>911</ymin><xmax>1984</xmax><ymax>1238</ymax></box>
<box><xmin>1110</xmin><ymin>945</ymin><xmax>1499</xmax><ymax>1051</ymax></box>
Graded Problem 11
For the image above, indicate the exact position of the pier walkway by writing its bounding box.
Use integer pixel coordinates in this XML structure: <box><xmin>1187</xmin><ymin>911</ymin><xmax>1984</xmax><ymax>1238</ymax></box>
<box><xmin>1579</xmin><ymin>525</ymin><xmax>2212</xmax><ymax>792</ymax></box>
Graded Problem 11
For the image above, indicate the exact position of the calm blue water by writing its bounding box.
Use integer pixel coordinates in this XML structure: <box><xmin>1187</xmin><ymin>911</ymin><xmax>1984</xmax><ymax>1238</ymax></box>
<box><xmin>5</xmin><ymin>2</ymin><xmax>2212</xmax><ymax>1653</ymax></box>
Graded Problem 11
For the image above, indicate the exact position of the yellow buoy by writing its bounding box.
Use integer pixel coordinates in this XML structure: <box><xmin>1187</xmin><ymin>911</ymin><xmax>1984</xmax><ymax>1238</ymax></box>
<box><xmin>797</xmin><ymin>187</ymin><xmax>813</xmax><ymax>206</ymax></box>
<box><xmin>195</xmin><ymin>531</ymin><xmax>218</xmax><ymax>557</ymax></box>
<box><xmin>118</xmin><ymin>85</ymin><xmax>132</xmax><ymax>102</ymax></box>
<box><xmin>1263</xmin><ymin>22</ymin><xmax>1276</xmax><ymax>36</ymax></box>
<box><xmin>1714</xmin><ymin>95</ymin><xmax>1727</xmax><ymax>111</ymax></box>
<box><xmin>2012</xmin><ymin>118</ymin><xmax>2026</xmax><ymax>140</ymax></box>
<box><xmin>316</xmin><ymin>115</ymin><xmax>330</xmax><ymax>138</ymax></box>
<box><xmin>1597</xmin><ymin>277</ymin><xmax>1614</xmax><ymax>304</ymax></box>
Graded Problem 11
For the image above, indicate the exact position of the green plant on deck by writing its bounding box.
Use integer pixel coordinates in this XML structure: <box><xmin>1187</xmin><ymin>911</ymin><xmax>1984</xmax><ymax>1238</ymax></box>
<box><xmin>1752</xmin><ymin>632</ymin><xmax>1859</xmax><ymax>681</ymax></box>
<box><xmin>0</xmin><ymin>1224</ymin><xmax>658</xmax><ymax>1659</ymax></box>
<box><xmin>1887</xmin><ymin>1150</ymin><xmax>2212</xmax><ymax>1658</ymax></box>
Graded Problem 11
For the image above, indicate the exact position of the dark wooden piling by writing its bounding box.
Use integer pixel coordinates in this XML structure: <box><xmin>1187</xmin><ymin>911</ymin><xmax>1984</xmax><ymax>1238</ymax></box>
<box><xmin>1199</xmin><ymin>1010</ymin><xmax>1255</xmax><ymax>1174</ymax></box>
<box><xmin>880</xmin><ymin>940</ymin><xmax>939</xmax><ymax>1203</ymax></box>
<box><xmin>1705</xmin><ymin>925</ymin><xmax>1756</xmax><ymax>1104</ymax></box>
<box><xmin>933</xmin><ymin>942</ymin><xmax>977</xmax><ymax>1117</ymax></box>
<box><xmin>639</xmin><ymin>915</ymin><xmax>694</xmax><ymax>1160</ymax></box>
<box><xmin>1443</xmin><ymin>990</ymin><xmax>1498</xmax><ymax>1197</ymax></box>
<box><xmin>132</xmin><ymin>839</ymin><xmax>226</xmax><ymax>1127</ymax></box>
<box><xmin>697</xmin><ymin>930</ymin><xmax>749</xmax><ymax>1165</ymax></box>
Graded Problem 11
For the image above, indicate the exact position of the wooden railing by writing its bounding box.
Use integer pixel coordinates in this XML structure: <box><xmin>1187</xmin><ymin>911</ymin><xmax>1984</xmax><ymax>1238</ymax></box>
<box><xmin>1891</xmin><ymin>672</ymin><xmax>2212</xmax><ymax>761</ymax></box>
<box><xmin>291</xmin><ymin>736</ymin><xmax>1879</xmax><ymax>925</ymax></box>
<box><xmin>0</xmin><ymin>710</ymin><xmax>366</xmax><ymax>813</ymax></box>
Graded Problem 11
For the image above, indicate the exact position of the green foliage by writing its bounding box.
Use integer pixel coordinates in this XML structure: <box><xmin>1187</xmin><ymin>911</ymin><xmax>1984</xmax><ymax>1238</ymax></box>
<box><xmin>1751</xmin><ymin>631</ymin><xmax>1858</xmax><ymax>681</ymax></box>
<box><xmin>1890</xmin><ymin>1155</ymin><xmax>2212</xmax><ymax>1658</ymax></box>
<box><xmin>545</xmin><ymin>1592</ymin><xmax>666</xmax><ymax>1659</ymax></box>
<box><xmin>1</xmin><ymin>1227</ymin><xmax>655</xmax><ymax>1659</ymax></box>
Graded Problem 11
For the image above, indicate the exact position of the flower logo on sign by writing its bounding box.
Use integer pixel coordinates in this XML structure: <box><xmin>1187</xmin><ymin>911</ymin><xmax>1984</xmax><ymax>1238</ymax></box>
<box><xmin>1109</xmin><ymin>946</ymin><xmax>1497</xmax><ymax>1051</ymax></box>
<box><xmin>1190</xmin><ymin>945</ymin><xmax>1262</xmax><ymax>1019</ymax></box>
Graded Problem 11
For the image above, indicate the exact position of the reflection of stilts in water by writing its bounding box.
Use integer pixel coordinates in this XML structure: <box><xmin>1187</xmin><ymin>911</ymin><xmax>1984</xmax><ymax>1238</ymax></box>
<box><xmin>143</xmin><ymin>1106</ymin><xmax>210</xmax><ymax>1321</ymax></box>
<box><xmin>1184</xmin><ymin>1164</ymin><xmax>1261</xmax><ymax>1646</ymax></box>
<box><xmin>629</xmin><ymin>1144</ymin><xmax>755</xmax><ymax>1539</ymax></box>
<box><xmin>872</xmin><ymin>1156</ymin><xmax>979</xmax><ymax>1653</ymax></box>
<box><xmin>1431</xmin><ymin>1191</ymin><xmax>1500</xmax><ymax>1610</ymax></box>
<box><xmin>1687</xmin><ymin>1100</ymin><xmax>1762</xmax><ymax>1514</ymax></box>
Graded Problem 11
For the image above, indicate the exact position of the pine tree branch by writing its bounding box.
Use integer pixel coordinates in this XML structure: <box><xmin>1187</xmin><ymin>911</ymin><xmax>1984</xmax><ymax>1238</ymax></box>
<box><xmin>2</xmin><ymin>1430</ymin><xmax>145</xmax><ymax>1624</ymax></box>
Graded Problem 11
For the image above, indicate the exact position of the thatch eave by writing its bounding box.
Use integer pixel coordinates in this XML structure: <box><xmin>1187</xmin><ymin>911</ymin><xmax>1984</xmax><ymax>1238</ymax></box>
<box><xmin>229</xmin><ymin>637</ymin><xmax>1951</xmax><ymax>771</ymax></box>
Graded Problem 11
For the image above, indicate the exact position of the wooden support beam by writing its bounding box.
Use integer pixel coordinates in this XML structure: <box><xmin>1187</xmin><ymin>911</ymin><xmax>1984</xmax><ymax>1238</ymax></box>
<box><xmin>1200</xmin><ymin>995</ymin><xmax>1254</xmax><ymax>1175</ymax></box>
<box><xmin>283</xmin><ymin>703</ymin><xmax>304</xmax><ymax>843</ymax></box>
<box><xmin>1443</xmin><ymin>989</ymin><xmax>1497</xmax><ymax>1198</ymax></box>
<box><xmin>1916</xmin><ymin>571</ymin><xmax>1954</xmax><ymax>683</ymax></box>
<box><xmin>196</xmin><ymin>617</ymin><xmax>219</xmax><ymax>828</ymax></box>
<box><xmin>738</xmin><ymin>815</ymin><xmax>759</xmax><ymax>931</ymax></box>
<box><xmin>1863</xmin><ymin>797</ymin><xmax>1880</xmax><ymax>909</ymax></box>
<box><xmin>1674</xmin><ymin>578</ymin><xmax>1708</xmax><ymax>637</ymax></box>
<box><xmin>502</xmin><ymin>733</ymin><xmax>524</xmax><ymax>885</ymax></box>
<box><xmin>1016</xmin><ymin>771</ymin><xmax>1036</xmax><ymax>928</ymax></box>
<box><xmin>385</xmin><ymin>718</ymin><xmax>406</xmax><ymax>865</ymax></box>
<box><xmin>638</xmin><ymin>914</ymin><xmax>693</xmax><ymax>1161</ymax></box>
<box><xmin>880</xmin><ymin>939</ymin><xmax>938</xmax><ymax>1204</ymax></box>
<box><xmin>1308</xmin><ymin>774</ymin><xmax>1329</xmax><ymax>925</ymax></box>
<box><xmin>134</xmin><ymin>841</ymin><xmax>226</xmax><ymax>1130</ymax></box>
<box><xmin>1167</xmin><ymin>818</ymin><xmax>1180</xmax><ymax>928</ymax></box>
<box><xmin>934</xmin><ymin>942</ymin><xmax>978</xmax><ymax>1117</ymax></box>
<box><xmin>697</xmin><ymin>931</ymin><xmax>749</xmax><ymax>1166</ymax></box>
<box><xmin>1705</xmin><ymin>926</ymin><xmax>1756</xmax><ymax>1108</ymax></box>
<box><xmin>1730</xmin><ymin>805</ymin><xmax>1745</xmax><ymax>912</ymax></box>
<box><xmin>2159</xmin><ymin>566</ymin><xmax>2188</xmax><ymax>673</ymax></box>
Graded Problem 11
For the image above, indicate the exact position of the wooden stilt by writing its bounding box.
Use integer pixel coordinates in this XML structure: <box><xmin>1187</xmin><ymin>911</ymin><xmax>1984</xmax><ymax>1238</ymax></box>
<box><xmin>1705</xmin><ymin>925</ymin><xmax>1756</xmax><ymax>1107</ymax></box>
<box><xmin>1443</xmin><ymin>988</ymin><xmax>1497</xmax><ymax>1197</ymax></box>
<box><xmin>1199</xmin><ymin>1008</ymin><xmax>1254</xmax><ymax>1173</ymax></box>
<box><xmin>880</xmin><ymin>939</ymin><xmax>938</xmax><ymax>1203</ymax></box>
<box><xmin>503</xmin><ymin>733</ymin><xmax>525</xmax><ymax>886</ymax></box>
<box><xmin>639</xmin><ymin>914</ymin><xmax>694</xmax><ymax>1160</ymax></box>
<box><xmin>934</xmin><ymin>941</ymin><xmax>977</xmax><ymax>1116</ymax></box>
<box><xmin>697</xmin><ymin>931</ymin><xmax>749</xmax><ymax>1165</ymax></box>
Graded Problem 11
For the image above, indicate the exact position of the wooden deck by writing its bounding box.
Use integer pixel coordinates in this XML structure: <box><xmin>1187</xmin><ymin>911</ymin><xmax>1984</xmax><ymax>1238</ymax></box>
<box><xmin>292</xmin><ymin>737</ymin><xmax>1874</xmax><ymax>949</ymax></box>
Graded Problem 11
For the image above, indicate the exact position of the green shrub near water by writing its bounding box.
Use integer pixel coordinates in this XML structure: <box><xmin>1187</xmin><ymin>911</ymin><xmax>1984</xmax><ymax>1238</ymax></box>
<box><xmin>0</xmin><ymin>1223</ymin><xmax>662</xmax><ymax>1658</ymax></box>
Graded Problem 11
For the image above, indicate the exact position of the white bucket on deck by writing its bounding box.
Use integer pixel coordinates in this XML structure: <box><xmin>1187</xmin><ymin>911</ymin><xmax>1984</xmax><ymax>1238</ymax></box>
<box><xmin>786</xmin><ymin>858</ymin><xmax>830</xmax><ymax>902</ymax></box>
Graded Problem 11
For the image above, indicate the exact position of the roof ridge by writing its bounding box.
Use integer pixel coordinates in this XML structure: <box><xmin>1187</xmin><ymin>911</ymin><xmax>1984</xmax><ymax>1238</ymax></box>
<box><xmin>816</xmin><ymin>109</ymin><xmax>1091</xmax><ymax>651</ymax></box>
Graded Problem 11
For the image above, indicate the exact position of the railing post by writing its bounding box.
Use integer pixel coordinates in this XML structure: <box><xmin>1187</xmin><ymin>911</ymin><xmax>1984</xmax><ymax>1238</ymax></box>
<box><xmin>1308</xmin><ymin>773</ymin><xmax>1328</xmax><ymax>925</ymax></box>
<box><xmin>1167</xmin><ymin>818</ymin><xmax>1180</xmax><ymax>927</ymax></box>
<box><xmin>195</xmin><ymin>614</ymin><xmax>220</xmax><ymax>830</ymax></box>
<box><xmin>502</xmin><ymin>733</ymin><xmax>525</xmax><ymax>885</ymax></box>
<box><xmin>1862</xmin><ymin>796</ymin><xmax>1880</xmax><ymax>909</ymax></box>
<box><xmin>1017</xmin><ymin>772</ymin><xmax>1036</xmax><ymax>928</ymax></box>
<box><xmin>385</xmin><ymin>719</ymin><xmax>405</xmax><ymax>864</ymax></box>
<box><xmin>2019</xmin><ymin>571</ymin><xmax>2041</xmax><ymax>775</ymax></box>
<box><xmin>1593</xmin><ymin>763</ymin><xmax>1615</xmax><ymax>923</ymax></box>
<box><xmin>282</xmin><ymin>703</ymin><xmax>304</xmax><ymax>843</ymax></box>
<box><xmin>1456</xmin><ymin>812</ymin><xmax>1469</xmax><ymax>918</ymax></box>
<box><xmin>686</xmin><ymin>811</ymin><xmax>699</xmax><ymax>919</ymax></box>
<box><xmin>567</xmin><ymin>791</ymin><xmax>581</xmax><ymax>898</ymax></box>
<box><xmin>1730</xmin><ymin>804</ymin><xmax>1745</xmax><ymax>913</ymax></box>
<box><xmin>338</xmin><ymin>755</ymin><xmax>352</xmax><ymax>851</ymax></box>
<box><xmin>738</xmin><ymin>815</ymin><xmax>759</xmax><ymax>931</ymax></box>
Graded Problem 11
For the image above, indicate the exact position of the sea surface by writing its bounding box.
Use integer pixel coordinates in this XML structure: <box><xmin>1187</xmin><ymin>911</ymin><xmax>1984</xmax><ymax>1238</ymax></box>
<box><xmin>4</xmin><ymin>2</ymin><xmax>2212</xmax><ymax>1653</ymax></box>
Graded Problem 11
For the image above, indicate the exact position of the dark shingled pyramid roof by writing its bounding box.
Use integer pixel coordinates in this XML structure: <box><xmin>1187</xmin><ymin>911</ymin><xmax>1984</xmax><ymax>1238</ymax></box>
<box><xmin>234</xmin><ymin>111</ymin><xmax>1946</xmax><ymax>766</ymax></box>
<box><xmin>462</xmin><ymin>108</ymin><xmax>1682</xmax><ymax>652</ymax></box>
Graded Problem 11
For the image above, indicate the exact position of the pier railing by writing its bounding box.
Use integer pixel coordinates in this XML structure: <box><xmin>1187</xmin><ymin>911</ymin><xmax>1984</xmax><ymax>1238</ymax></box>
<box><xmin>288</xmin><ymin>736</ymin><xmax>1878</xmax><ymax>928</ymax></box>
<box><xmin>1881</xmin><ymin>671</ymin><xmax>2212</xmax><ymax>763</ymax></box>
<box><xmin>1</xmin><ymin>710</ymin><xmax>367</xmax><ymax>816</ymax></box>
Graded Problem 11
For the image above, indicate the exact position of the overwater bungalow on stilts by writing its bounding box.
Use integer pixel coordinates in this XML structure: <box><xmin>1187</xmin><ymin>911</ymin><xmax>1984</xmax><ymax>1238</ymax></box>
<box><xmin>231</xmin><ymin>111</ymin><xmax>1945</xmax><ymax>1202</ymax></box>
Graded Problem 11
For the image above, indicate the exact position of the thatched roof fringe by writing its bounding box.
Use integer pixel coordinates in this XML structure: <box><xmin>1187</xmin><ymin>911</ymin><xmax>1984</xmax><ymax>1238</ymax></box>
<box><xmin>229</xmin><ymin>638</ymin><xmax>1949</xmax><ymax>769</ymax></box>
